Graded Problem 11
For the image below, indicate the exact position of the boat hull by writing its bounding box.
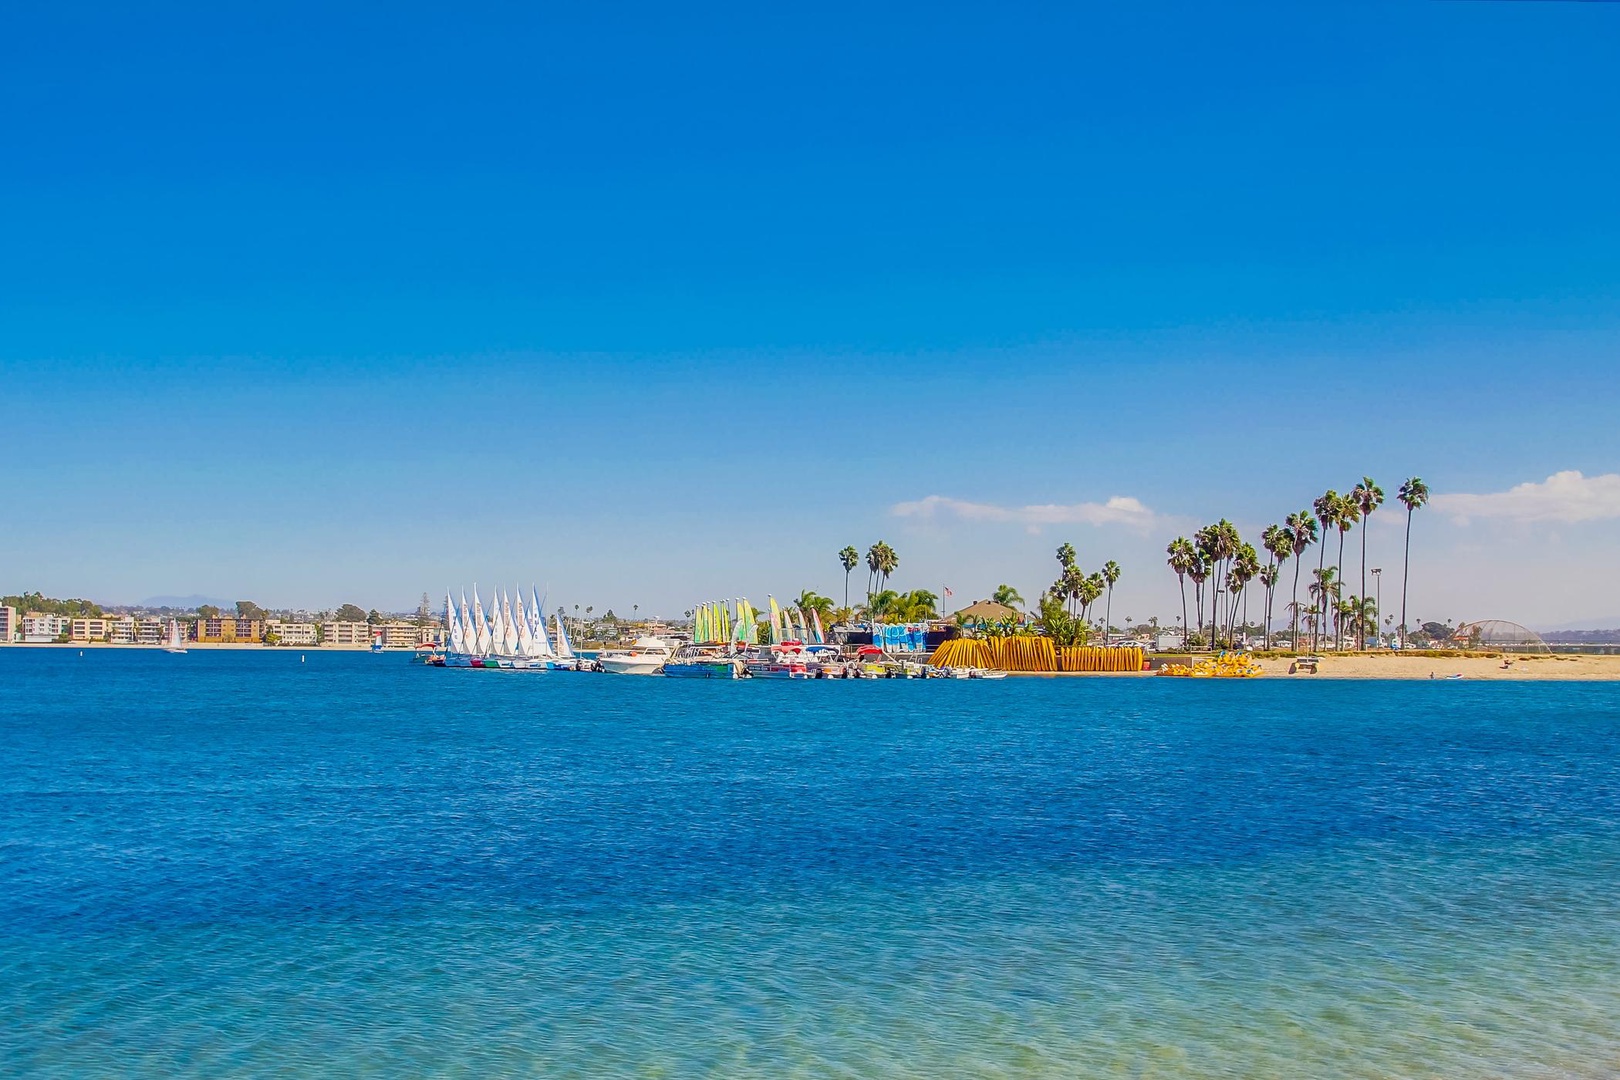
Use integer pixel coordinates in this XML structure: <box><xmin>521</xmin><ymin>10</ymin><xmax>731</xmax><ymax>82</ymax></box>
<box><xmin>664</xmin><ymin>661</ymin><xmax>742</xmax><ymax>679</ymax></box>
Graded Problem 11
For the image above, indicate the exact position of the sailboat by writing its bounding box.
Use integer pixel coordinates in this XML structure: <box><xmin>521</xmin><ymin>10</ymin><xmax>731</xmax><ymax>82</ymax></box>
<box><xmin>164</xmin><ymin>618</ymin><xmax>187</xmax><ymax>654</ymax></box>
<box><xmin>550</xmin><ymin>611</ymin><xmax>578</xmax><ymax>669</ymax></box>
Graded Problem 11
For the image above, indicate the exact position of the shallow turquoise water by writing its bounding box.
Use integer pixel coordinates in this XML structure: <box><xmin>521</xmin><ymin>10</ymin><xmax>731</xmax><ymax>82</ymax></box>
<box><xmin>3</xmin><ymin>649</ymin><xmax>1619</xmax><ymax>1076</ymax></box>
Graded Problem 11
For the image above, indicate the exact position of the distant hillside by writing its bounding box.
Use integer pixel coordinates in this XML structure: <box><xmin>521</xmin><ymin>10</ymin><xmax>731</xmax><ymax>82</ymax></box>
<box><xmin>1542</xmin><ymin>629</ymin><xmax>1620</xmax><ymax>644</ymax></box>
<box><xmin>138</xmin><ymin>595</ymin><xmax>236</xmax><ymax>611</ymax></box>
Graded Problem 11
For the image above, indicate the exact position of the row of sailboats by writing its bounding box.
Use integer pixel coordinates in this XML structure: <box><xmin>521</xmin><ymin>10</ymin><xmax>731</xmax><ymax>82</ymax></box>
<box><xmin>689</xmin><ymin>596</ymin><xmax>827</xmax><ymax>648</ymax></box>
<box><xmin>442</xmin><ymin>585</ymin><xmax>578</xmax><ymax>669</ymax></box>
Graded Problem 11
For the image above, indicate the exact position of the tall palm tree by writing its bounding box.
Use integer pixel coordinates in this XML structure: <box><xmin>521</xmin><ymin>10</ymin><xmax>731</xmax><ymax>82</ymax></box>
<box><xmin>1310</xmin><ymin>567</ymin><xmax>1339</xmax><ymax>648</ymax></box>
<box><xmin>1261</xmin><ymin>523</ymin><xmax>1291</xmax><ymax>644</ymax></box>
<box><xmin>1257</xmin><ymin>564</ymin><xmax>1279</xmax><ymax>647</ymax></box>
<box><xmin>1396</xmin><ymin>477</ymin><xmax>1430</xmax><ymax>648</ymax></box>
<box><xmin>1056</xmin><ymin>542</ymin><xmax>1077</xmax><ymax>571</ymax></box>
<box><xmin>1079</xmin><ymin>573</ymin><xmax>1105</xmax><ymax>626</ymax></box>
<box><xmin>1287</xmin><ymin>509</ymin><xmax>1318</xmax><ymax>653</ymax></box>
<box><xmin>838</xmin><ymin>546</ymin><xmax>859</xmax><ymax>610</ymax></box>
<box><xmin>1311</xmin><ymin>492</ymin><xmax>1338</xmax><ymax>652</ymax></box>
<box><xmin>865</xmin><ymin>543</ymin><xmax>882</xmax><ymax>599</ymax></box>
<box><xmin>1101</xmin><ymin>560</ymin><xmax>1121</xmax><ymax>633</ymax></box>
<box><xmin>1227</xmin><ymin>543</ymin><xmax>1260</xmax><ymax>646</ymax></box>
<box><xmin>1331</xmin><ymin>493</ymin><xmax>1359</xmax><ymax>645</ymax></box>
<box><xmin>1187</xmin><ymin>555</ymin><xmax>1210</xmax><ymax>647</ymax></box>
<box><xmin>878</xmin><ymin>542</ymin><xmax>899</xmax><ymax>593</ymax></box>
<box><xmin>1351</xmin><ymin>477</ymin><xmax>1385</xmax><ymax>649</ymax></box>
<box><xmin>1194</xmin><ymin>525</ymin><xmax>1219</xmax><ymax>649</ymax></box>
<box><xmin>1167</xmin><ymin>538</ymin><xmax>1195</xmax><ymax>647</ymax></box>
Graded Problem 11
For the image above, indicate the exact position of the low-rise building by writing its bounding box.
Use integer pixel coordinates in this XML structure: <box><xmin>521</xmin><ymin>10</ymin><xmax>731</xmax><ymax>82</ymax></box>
<box><xmin>193</xmin><ymin>617</ymin><xmax>264</xmax><ymax>644</ymax></box>
<box><xmin>108</xmin><ymin>617</ymin><xmax>136</xmax><ymax>644</ymax></box>
<box><xmin>0</xmin><ymin>605</ymin><xmax>15</xmax><ymax>643</ymax></box>
<box><xmin>135</xmin><ymin>618</ymin><xmax>165</xmax><ymax>645</ymax></box>
<box><xmin>70</xmin><ymin>617</ymin><xmax>113</xmax><ymax>642</ymax></box>
<box><xmin>266</xmin><ymin>620</ymin><xmax>319</xmax><ymax>646</ymax></box>
<box><xmin>376</xmin><ymin>621</ymin><xmax>431</xmax><ymax>649</ymax></box>
<box><xmin>321</xmin><ymin>620</ymin><xmax>371</xmax><ymax>647</ymax></box>
<box><xmin>21</xmin><ymin>613</ymin><xmax>69</xmax><ymax>642</ymax></box>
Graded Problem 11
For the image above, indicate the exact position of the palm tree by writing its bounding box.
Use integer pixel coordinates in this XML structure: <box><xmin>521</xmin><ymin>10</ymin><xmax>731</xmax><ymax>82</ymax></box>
<box><xmin>1257</xmin><ymin>564</ymin><xmax>1279</xmax><ymax>647</ymax></box>
<box><xmin>1167</xmin><ymin>538</ymin><xmax>1195</xmax><ymax>647</ymax></box>
<box><xmin>1080</xmin><ymin>573</ymin><xmax>1105</xmax><ymax>627</ymax></box>
<box><xmin>1187</xmin><ymin>555</ymin><xmax>1210</xmax><ymax>647</ymax></box>
<box><xmin>838</xmin><ymin>546</ymin><xmax>859</xmax><ymax>610</ymax></box>
<box><xmin>1351</xmin><ymin>477</ymin><xmax>1384</xmax><ymax>649</ymax></box>
<box><xmin>794</xmin><ymin>591</ymin><xmax>835</xmax><ymax>627</ymax></box>
<box><xmin>1396</xmin><ymin>477</ymin><xmax>1430</xmax><ymax>648</ymax></box>
<box><xmin>1226</xmin><ymin>543</ymin><xmax>1260</xmax><ymax>646</ymax></box>
<box><xmin>1309</xmin><ymin>567</ymin><xmax>1340</xmax><ymax>648</ymax></box>
<box><xmin>1056</xmin><ymin>542</ymin><xmax>1077</xmax><ymax>571</ymax></box>
<box><xmin>1331</xmin><ymin>492</ymin><xmax>1359</xmax><ymax>643</ymax></box>
<box><xmin>865</xmin><ymin>543</ymin><xmax>882</xmax><ymax>598</ymax></box>
<box><xmin>1261</xmin><ymin>523</ymin><xmax>1291</xmax><ymax>645</ymax></box>
<box><xmin>1285</xmin><ymin>510</ymin><xmax>1317</xmax><ymax>652</ymax></box>
<box><xmin>877</xmin><ymin>542</ymin><xmax>899</xmax><ymax>593</ymax></box>
<box><xmin>1311</xmin><ymin>492</ymin><xmax>1338</xmax><ymax>652</ymax></box>
<box><xmin>1101</xmin><ymin>560</ymin><xmax>1121</xmax><ymax>634</ymax></box>
<box><xmin>991</xmin><ymin>584</ymin><xmax>1025</xmax><ymax>610</ymax></box>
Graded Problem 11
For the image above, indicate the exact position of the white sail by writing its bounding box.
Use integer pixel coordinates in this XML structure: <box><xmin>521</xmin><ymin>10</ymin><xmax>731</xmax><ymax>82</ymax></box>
<box><xmin>473</xmin><ymin>586</ymin><xmax>492</xmax><ymax>655</ymax></box>
<box><xmin>489</xmin><ymin>593</ymin><xmax>506</xmax><ymax>656</ymax></box>
<box><xmin>500</xmin><ymin>591</ymin><xmax>518</xmax><ymax>655</ymax></box>
<box><xmin>446</xmin><ymin>590</ymin><xmax>463</xmax><ymax>652</ymax></box>
<box><xmin>515</xmin><ymin>591</ymin><xmax>536</xmax><ymax>656</ymax></box>
<box><xmin>532</xmin><ymin>587</ymin><xmax>555</xmax><ymax>657</ymax></box>
<box><xmin>554</xmin><ymin>612</ymin><xmax>575</xmax><ymax>659</ymax></box>
<box><xmin>460</xmin><ymin>592</ymin><xmax>473</xmax><ymax>652</ymax></box>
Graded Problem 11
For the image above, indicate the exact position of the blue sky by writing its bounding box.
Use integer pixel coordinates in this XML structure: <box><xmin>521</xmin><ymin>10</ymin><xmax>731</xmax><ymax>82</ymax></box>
<box><xmin>4</xmin><ymin>2</ymin><xmax>1619</xmax><ymax>625</ymax></box>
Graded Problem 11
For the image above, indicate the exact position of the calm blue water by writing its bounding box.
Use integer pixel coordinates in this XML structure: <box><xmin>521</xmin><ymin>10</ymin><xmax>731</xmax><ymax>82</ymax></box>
<box><xmin>3</xmin><ymin>649</ymin><xmax>1619</xmax><ymax>1077</ymax></box>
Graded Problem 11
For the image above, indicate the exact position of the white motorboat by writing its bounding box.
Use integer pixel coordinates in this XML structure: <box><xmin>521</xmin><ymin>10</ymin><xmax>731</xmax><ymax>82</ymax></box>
<box><xmin>597</xmin><ymin>636</ymin><xmax>674</xmax><ymax>675</ymax></box>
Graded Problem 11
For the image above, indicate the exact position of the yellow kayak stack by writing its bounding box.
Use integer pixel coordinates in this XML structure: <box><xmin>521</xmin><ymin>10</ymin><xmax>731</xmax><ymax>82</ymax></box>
<box><xmin>929</xmin><ymin>637</ymin><xmax>1146</xmax><ymax>673</ymax></box>
<box><xmin>1155</xmin><ymin>652</ymin><xmax>1263</xmax><ymax>678</ymax></box>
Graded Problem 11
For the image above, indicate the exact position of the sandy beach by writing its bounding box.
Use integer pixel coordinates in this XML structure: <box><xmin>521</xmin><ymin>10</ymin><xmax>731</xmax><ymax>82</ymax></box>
<box><xmin>1251</xmin><ymin>652</ymin><xmax>1620</xmax><ymax>681</ymax></box>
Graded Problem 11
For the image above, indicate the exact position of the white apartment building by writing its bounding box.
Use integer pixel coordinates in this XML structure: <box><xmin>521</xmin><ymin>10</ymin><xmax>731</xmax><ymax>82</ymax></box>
<box><xmin>136</xmin><ymin>618</ymin><xmax>164</xmax><ymax>645</ymax></box>
<box><xmin>108</xmin><ymin>617</ymin><xmax>136</xmax><ymax>644</ymax></box>
<box><xmin>22</xmin><ymin>614</ymin><xmax>69</xmax><ymax>642</ymax></box>
<box><xmin>266</xmin><ymin>620</ymin><xmax>319</xmax><ymax>646</ymax></box>
<box><xmin>321</xmin><ymin>620</ymin><xmax>371</xmax><ymax>647</ymax></box>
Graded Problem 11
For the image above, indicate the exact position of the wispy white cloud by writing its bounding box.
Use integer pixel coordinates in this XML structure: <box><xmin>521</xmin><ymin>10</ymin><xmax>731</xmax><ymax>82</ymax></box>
<box><xmin>892</xmin><ymin>494</ymin><xmax>1165</xmax><ymax>532</ymax></box>
<box><xmin>1433</xmin><ymin>471</ymin><xmax>1620</xmax><ymax>524</ymax></box>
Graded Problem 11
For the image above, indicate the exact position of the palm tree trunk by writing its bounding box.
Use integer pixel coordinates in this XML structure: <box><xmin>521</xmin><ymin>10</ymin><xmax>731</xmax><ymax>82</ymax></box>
<box><xmin>1359</xmin><ymin>526</ymin><xmax>1368</xmax><ymax>650</ymax></box>
<box><xmin>1313</xmin><ymin>544</ymin><xmax>1326</xmax><ymax>653</ymax></box>
<box><xmin>1104</xmin><ymin>588</ymin><xmax>1112</xmax><ymax>637</ymax></box>
<box><xmin>1291</xmin><ymin>557</ymin><xmax>1302</xmax><ymax>651</ymax></box>
<box><xmin>1400</xmin><ymin>507</ymin><xmax>1412</xmax><ymax>648</ymax></box>
<box><xmin>1179</xmin><ymin>576</ymin><xmax>1189</xmax><ymax>647</ymax></box>
<box><xmin>1335</xmin><ymin>530</ymin><xmax>1347</xmax><ymax>647</ymax></box>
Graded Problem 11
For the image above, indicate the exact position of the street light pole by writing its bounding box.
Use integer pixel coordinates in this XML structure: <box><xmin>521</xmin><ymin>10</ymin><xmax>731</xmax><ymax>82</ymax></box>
<box><xmin>1371</xmin><ymin>568</ymin><xmax>1382</xmax><ymax>647</ymax></box>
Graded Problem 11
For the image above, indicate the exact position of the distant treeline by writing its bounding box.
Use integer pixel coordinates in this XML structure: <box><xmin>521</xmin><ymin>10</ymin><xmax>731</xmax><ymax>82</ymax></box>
<box><xmin>3</xmin><ymin>593</ymin><xmax>103</xmax><ymax>617</ymax></box>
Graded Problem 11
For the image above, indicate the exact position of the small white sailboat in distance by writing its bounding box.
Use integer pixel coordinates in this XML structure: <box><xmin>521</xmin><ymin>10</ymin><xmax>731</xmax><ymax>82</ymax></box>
<box><xmin>164</xmin><ymin>619</ymin><xmax>188</xmax><ymax>654</ymax></box>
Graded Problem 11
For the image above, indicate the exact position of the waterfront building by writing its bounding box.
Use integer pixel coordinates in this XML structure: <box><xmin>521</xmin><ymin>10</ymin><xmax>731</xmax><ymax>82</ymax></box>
<box><xmin>135</xmin><ymin>617</ymin><xmax>164</xmax><ymax>645</ymax></box>
<box><xmin>376</xmin><ymin>621</ymin><xmax>434</xmax><ymax>649</ymax></box>
<box><xmin>321</xmin><ymin>620</ymin><xmax>371</xmax><ymax>647</ymax></box>
<box><xmin>193</xmin><ymin>617</ymin><xmax>265</xmax><ymax>644</ymax></box>
<box><xmin>0</xmin><ymin>606</ymin><xmax>14</xmax><ymax>643</ymax></box>
<box><xmin>70</xmin><ymin>617</ymin><xmax>113</xmax><ymax>642</ymax></box>
<box><xmin>108</xmin><ymin>617</ymin><xmax>136</xmax><ymax>644</ymax></box>
<box><xmin>265</xmin><ymin>620</ymin><xmax>319</xmax><ymax>647</ymax></box>
<box><xmin>21</xmin><ymin>613</ymin><xmax>69</xmax><ymax>642</ymax></box>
